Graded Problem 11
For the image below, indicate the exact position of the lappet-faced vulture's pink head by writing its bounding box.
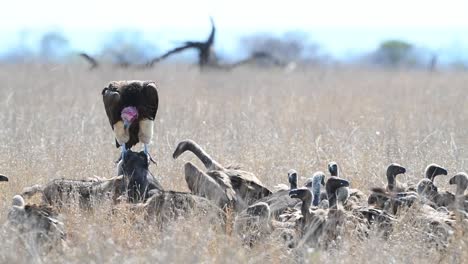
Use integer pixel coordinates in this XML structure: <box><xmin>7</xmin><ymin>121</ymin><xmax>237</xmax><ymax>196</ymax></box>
<box><xmin>121</xmin><ymin>106</ymin><xmax>139</xmax><ymax>128</ymax></box>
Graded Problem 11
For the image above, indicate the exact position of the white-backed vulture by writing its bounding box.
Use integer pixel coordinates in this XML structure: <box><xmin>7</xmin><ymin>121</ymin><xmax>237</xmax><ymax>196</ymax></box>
<box><xmin>416</xmin><ymin>178</ymin><xmax>440</xmax><ymax>205</ymax></box>
<box><xmin>287</xmin><ymin>177</ymin><xmax>351</xmax><ymax>247</ymax></box>
<box><xmin>21</xmin><ymin>176</ymin><xmax>125</xmax><ymax>208</ymax></box>
<box><xmin>384</xmin><ymin>163</ymin><xmax>407</xmax><ymax>193</ymax></box>
<box><xmin>304</xmin><ymin>171</ymin><xmax>327</xmax><ymax>208</ymax></box>
<box><xmin>137</xmin><ymin>190</ymin><xmax>225</xmax><ymax>229</ymax></box>
<box><xmin>22</xmin><ymin>151</ymin><xmax>163</xmax><ymax>207</ymax></box>
<box><xmin>449</xmin><ymin>172</ymin><xmax>468</xmax><ymax>211</ymax></box>
<box><xmin>325</xmin><ymin>176</ymin><xmax>351</xmax><ymax>209</ymax></box>
<box><xmin>7</xmin><ymin>195</ymin><xmax>66</xmax><ymax>249</ymax></box>
<box><xmin>427</xmin><ymin>164</ymin><xmax>454</xmax><ymax>208</ymax></box>
<box><xmin>255</xmin><ymin>169</ymin><xmax>300</xmax><ymax>219</ymax></box>
<box><xmin>449</xmin><ymin>172</ymin><xmax>468</xmax><ymax>196</ymax></box>
<box><xmin>288</xmin><ymin>188</ymin><xmax>327</xmax><ymax>246</ymax></box>
<box><xmin>327</xmin><ymin>161</ymin><xmax>366</xmax><ymax>206</ymax></box>
<box><xmin>367</xmin><ymin>187</ymin><xmax>419</xmax><ymax>215</ymax></box>
<box><xmin>408</xmin><ymin>203</ymin><xmax>456</xmax><ymax>250</ymax></box>
<box><xmin>183</xmin><ymin>161</ymin><xmax>236</xmax><ymax>210</ymax></box>
<box><xmin>416</xmin><ymin>164</ymin><xmax>454</xmax><ymax>208</ymax></box>
<box><xmin>412</xmin><ymin>163</ymin><xmax>446</xmax><ymax>189</ymax></box>
<box><xmin>234</xmin><ymin>202</ymin><xmax>272</xmax><ymax>246</ymax></box>
<box><xmin>424</xmin><ymin>163</ymin><xmax>448</xmax><ymax>182</ymax></box>
<box><xmin>289</xmin><ymin>176</ymin><xmax>349</xmax><ymax>242</ymax></box>
<box><xmin>102</xmin><ymin>80</ymin><xmax>158</xmax><ymax>162</ymax></box>
<box><xmin>173</xmin><ymin>139</ymin><xmax>271</xmax><ymax>207</ymax></box>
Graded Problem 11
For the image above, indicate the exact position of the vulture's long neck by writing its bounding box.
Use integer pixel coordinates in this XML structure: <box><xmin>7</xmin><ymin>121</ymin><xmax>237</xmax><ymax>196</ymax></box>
<box><xmin>289</xmin><ymin>179</ymin><xmax>297</xmax><ymax>190</ymax></box>
<box><xmin>186</xmin><ymin>142</ymin><xmax>223</xmax><ymax>171</ymax></box>
<box><xmin>301</xmin><ymin>193</ymin><xmax>312</xmax><ymax>221</ymax></box>
<box><xmin>330</xmin><ymin>167</ymin><xmax>339</xmax><ymax>177</ymax></box>
<box><xmin>387</xmin><ymin>170</ymin><xmax>396</xmax><ymax>191</ymax></box>
<box><xmin>326</xmin><ymin>186</ymin><xmax>338</xmax><ymax>209</ymax></box>
<box><xmin>426</xmin><ymin>170</ymin><xmax>436</xmax><ymax>182</ymax></box>
<box><xmin>456</xmin><ymin>183</ymin><xmax>467</xmax><ymax>196</ymax></box>
<box><xmin>312</xmin><ymin>185</ymin><xmax>321</xmax><ymax>206</ymax></box>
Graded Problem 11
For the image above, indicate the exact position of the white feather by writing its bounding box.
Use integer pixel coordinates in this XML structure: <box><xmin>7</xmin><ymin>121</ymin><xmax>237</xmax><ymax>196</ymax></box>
<box><xmin>138</xmin><ymin>119</ymin><xmax>154</xmax><ymax>144</ymax></box>
<box><xmin>114</xmin><ymin>121</ymin><xmax>129</xmax><ymax>144</ymax></box>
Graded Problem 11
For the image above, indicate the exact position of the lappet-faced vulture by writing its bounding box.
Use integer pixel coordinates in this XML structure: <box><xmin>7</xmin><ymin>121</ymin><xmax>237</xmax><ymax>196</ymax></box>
<box><xmin>102</xmin><ymin>80</ymin><xmax>159</xmax><ymax>162</ymax></box>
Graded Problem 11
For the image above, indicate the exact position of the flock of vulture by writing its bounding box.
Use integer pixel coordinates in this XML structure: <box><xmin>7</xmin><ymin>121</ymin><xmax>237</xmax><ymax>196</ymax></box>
<box><xmin>2</xmin><ymin>81</ymin><xmax>468</xmax><ymax>256</ymax></box>
<box><xmin>79</xmin><ymin>18</ymin><xmax>285</xmax><ymax>71</ymax></box>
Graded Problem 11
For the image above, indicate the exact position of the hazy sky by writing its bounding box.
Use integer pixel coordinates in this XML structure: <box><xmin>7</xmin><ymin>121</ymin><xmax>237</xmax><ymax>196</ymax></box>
<box><xmin>1</xmin><ymin>0</ymin><xmax>467</xmax><ymax>58</ymax></box>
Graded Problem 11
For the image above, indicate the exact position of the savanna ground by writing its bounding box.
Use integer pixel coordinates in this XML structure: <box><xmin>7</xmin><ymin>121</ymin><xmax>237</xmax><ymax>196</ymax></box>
<box><xmin>0</xmin><ymin>64</ymin><xmax>467</xmax><ymax>263</ymax></box>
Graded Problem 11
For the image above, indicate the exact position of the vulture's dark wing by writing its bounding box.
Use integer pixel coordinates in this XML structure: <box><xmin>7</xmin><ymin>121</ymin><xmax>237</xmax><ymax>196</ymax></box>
<box><xmin>146</xmin><ymin>42</ymin><xmax>202</xmax><ymax>67</ymax></box>
<box><xmin>102</xmin><ymin>87</ymin><xmax>121</xmax><ymax>128</ymax></box>
<box><xmin>79</xmin><ymin>52</ymin><xmax>98</xmax><ymax>69</ymax></box>
<box><xmin>139</xmin><ymin>82</ymin><xmax>159</xmax><ymax>120</ymax></box>
<box><xmin>24</xmin><ymin>204</ymin><xmax>66</xmax><ymax>239</ymax></box>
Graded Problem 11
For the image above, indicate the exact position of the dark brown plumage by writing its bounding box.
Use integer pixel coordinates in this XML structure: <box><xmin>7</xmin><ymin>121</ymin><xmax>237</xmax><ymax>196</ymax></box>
<box><xmin>21</xmin><ymin>176</ymin><xmax>125</xmax><ymax>208</ymax></box>
<box><xmin>173</xmin><ymin>139</ymin><xmax>271</xmax><ymax>209</ymax></box>
<box><xmin>288</xmin><ymin>179</ymin><xmax>359</xmax><ymax>249</ymax></box>
<box><xmin>325</xmin><ymin>176</ymin><xmax>350</xmax><ymax>209</ymax></box>
<box><xmin>449</xmin><ymin>172</ymin><xmax>468</xmax><ymax>196</ymax></box>
<box><xmin>417</xmin><ymin>164</ymin><xmax>453</xmax><ymax>208</ymax></box>
<box><xmin>102</xmin><ymin>80</ymin><xmax>159</xmax><ymax>160</ymax></box>
<box><xmin>183</xmin><ymin>161</ymin><xmax>236</xmax><ymax>210</ymax></box>
<box><xmin>385</xmin><ymin>163</ymin><xmax>407</xmax><ymax>193</ymax></box>
<box><xmin>368</xmin><ymin>187</ymin><xmax>418</xmax><ymax>214</ymax></box>
<box><xmin>425</xmin><ymin>164</ymin><xmax>448</xmax><ymax>182</ymax></box>
<box><xmin>256</xmin><ymin>169</ymin><xmax>300</xmax><ymax>219</ymax></box>
<box><xmin>449</xmin><ymin>172</ymin><xmax>468</xmax><ymax>211</ymax></box>
<box><xmin>234</xmin><ymin>202</ymin><xmax>272</xmax><ymax>247</ymax></box>
<box><xmin>21</xmin><ymin>151</ymin><xmax>163</xmax><ymax>207</ymax></box>
<box><xmin>140</xmin><ymin>190</ymin><xmax>225</xmax><ymax>229</ymax></box>
<box><xmin>8</xmin><ymin>195</ymin><xmax>65</xmax><ymax>249</ymax></box>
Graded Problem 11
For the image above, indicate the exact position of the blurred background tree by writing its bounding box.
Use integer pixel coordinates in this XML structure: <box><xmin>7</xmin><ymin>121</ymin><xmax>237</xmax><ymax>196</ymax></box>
<box><xmin>370</xmin><ymin>40</ymin><xmax>422</xmax><ymax>67</ymax></box>
<box><xmin>239</xmin><ymin>31</ymin><xmax>326</xmax><ymax>64</ymax></box>
<box><xmin>99</xmin><ymin>30</ymin><xmax>159</xmax><ymax>66</ymax></box>
<box><xmin>39</xmin><ymin>31</ymin><xmax>70</xmax><ymax>62</ymax></box>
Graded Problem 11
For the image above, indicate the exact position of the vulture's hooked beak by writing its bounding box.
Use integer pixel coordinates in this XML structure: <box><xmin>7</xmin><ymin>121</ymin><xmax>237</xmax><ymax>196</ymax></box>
<box><xmin>123</xmin><ymin>120</ymin><xmax>130</xmax><ymax>129</ymax></box>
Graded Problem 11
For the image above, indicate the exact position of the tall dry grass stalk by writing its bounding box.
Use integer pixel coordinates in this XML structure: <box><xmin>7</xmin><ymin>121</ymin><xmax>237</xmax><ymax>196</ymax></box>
<box><xmin>0</xmin><ymin>64</ymin><xmax>467</xmax><ymax>263</ymax></box>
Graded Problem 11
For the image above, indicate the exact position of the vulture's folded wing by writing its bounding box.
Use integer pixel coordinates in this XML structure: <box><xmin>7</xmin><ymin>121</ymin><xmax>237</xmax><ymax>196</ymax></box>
<box><xmin>102</xmin><ymin>88</ymin><xmax>121</xmax><ymax>128</ymax></box>
<box><xmin>140</xmin><ymin>82</ymin><xmax>159</xmax><ymax>120</ymax></box>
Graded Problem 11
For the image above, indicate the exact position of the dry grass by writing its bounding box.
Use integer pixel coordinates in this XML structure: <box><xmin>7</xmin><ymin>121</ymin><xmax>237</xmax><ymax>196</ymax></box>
<box><xmin>0</xmin><ymin>64</ymin><xmax>467</xmax><ymax>263</ymax></box>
